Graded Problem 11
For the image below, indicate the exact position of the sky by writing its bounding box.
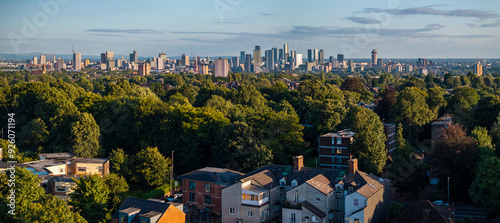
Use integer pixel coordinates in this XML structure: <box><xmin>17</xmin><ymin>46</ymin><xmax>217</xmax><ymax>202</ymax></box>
<box><xmin>1</xmin><ymin>0</ymin><xmax>500</xmax><ymax>58</ymax></box>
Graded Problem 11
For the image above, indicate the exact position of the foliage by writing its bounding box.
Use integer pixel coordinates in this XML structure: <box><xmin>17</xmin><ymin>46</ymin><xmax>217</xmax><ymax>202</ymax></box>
<box><xmin>469</xmin><ymin>157</ymin><xmax>500</xmax><ymax>209</ymax></box>
<box><xmin>132</xmin><ymin>147</ymin><xmax>171</xmax><ymax>188</ymax></box>
<box><xmin>69</xmin><ymin>112</ymin><xmax>101</xmax><ymax>158</ymax></box>
<box><xmin>70</xmin><ymin>174</ymin><xmax>111</xmax><ymax>223</ymax></box>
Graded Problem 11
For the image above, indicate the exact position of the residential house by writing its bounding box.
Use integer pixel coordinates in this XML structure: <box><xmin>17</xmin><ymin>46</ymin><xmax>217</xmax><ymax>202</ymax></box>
<box><xmin>39</xmin><ymin>152</ymin><xmax>75</xmax><ymax>161</ymax></box>
<box><xmin>391</xmin><ymin>200</ymin><xmax>454</xmax><ymax>223</ymax></box>
<box><xmin>383</xmin><ymin>123</ymin><xmax>396</xmax><ymax>154</ymax></box>
<box><xmin>177</xmin><ymin>167</ymin><xmax>244</xmax><ymax>216</ymax></box>
<box><xmin>318</xmin><ymin>130</ymin><xmax>355</xmax><ymax>169</ymax></box>
<box><xmin>66</xmin><ymin>158</ymin><xmax>110</xmax><ymax>176</ymax></box>
<box><xmin>431</xmin><ymin>114</ymin><xmax>453</xmax><ymax>149</ymax></box>
<box><xmin>112</xmin><ymin>197</ymin><xmax>185</xmax><ymax>223</ymax></box>
<box><xmin>48</xmin><ymin>176</ymin><xmax>77</xmax><ymax>201</ymax></box>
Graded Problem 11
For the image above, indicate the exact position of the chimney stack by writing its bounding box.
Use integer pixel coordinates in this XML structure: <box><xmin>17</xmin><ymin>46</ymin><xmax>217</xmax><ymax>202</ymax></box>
<box><xmin>348</xmin><ymin>158</ymin><xmax>358</xmax><ymax>175</ymax></box>
<box><xmin>293</xmin><ymin>155</ymin><xmax>304</xmax><ymax>171</ymax></box>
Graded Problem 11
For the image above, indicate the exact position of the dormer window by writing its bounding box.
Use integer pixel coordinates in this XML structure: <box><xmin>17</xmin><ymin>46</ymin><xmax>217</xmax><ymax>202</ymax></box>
<box><xmin>280</xmin><ymin>178</ymin><xmax>286</xmax><ymax>187</ymax></box>
<box><xmin>348</xmin><ymin>186</ymin><xmax>354</xmax><ymax>192</ymax></box>
<box><xmin>291</xmin><ymin>180</ymin><xmax>297</xmax><ymax>187</ymax></box>
<box><xmin>336</xmin><ymin>185</ymin><xmax>342</xmax><ymax>191</ymax></box>
<box><xmin>336</xmin><ymin>138</ymin><xmax>342</xmax><ymax>145</ymax></box>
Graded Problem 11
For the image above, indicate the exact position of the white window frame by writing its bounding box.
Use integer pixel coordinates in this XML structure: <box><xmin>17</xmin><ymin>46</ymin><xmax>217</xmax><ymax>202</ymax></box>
<box><xmin>229</xmin><ymin>207</ymin><xmax>235</xmax><ymax>215</ymax></box>
<box><xmin>315</xmin><ymin>194</ymin><xmax>321</xmax><ymax>202</ymax></box>
<box><xmin>294</xmin><ymin>193</ymin><xmax>299</xmax><ymax>202</ymax></box>
<box><xmin>247</xmin><ymin>210</ymin><xmax>253</xmax><ymax>217</ymax></box>
<box><xmin>312</xmin><ymin>216</ymin><xmax>318</xmax><ymax>222</ymax></box>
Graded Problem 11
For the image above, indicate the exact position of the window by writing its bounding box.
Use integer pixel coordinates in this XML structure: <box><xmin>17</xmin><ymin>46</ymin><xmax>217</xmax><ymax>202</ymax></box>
<box><xmin>260</xmin><ymin>194</ymin><xmax>263</xmax><ymax>200</ymax></box>
<box><xmin>291</xmin><ymin>180</ymin><xmax>297</xmax><ymax>187</ymax></box>
<box><xmin>312</xmin><ymin>216</ymin><xmax>318</xmax><ymax>222</ymax></box>
<box><xmin>280</xmin><ymin>178</ymin><xmax>286</xmax><ymax>187</ymax></box>
<box><xmin>189</xmin><ymin>182</ymin><xmax>196</xmax><ymax>190</ymax></box>
<box><xmin>189</xmin><ymin>193</ymin><xmax>196</xmax><ymax>202</ymax></box>
<box><xmin>205</xmin><ymin>183</ymin><xmax>211</xmax><ymax>193</ymax></box>
<box><xmin>242</xmin><ymin>194</ymin><xmax>247</xmax><ymax>200</ymax></box>
<box><xmin>98</xmin><ymin>166</ymin><xmax>103</xmax><ymax>173</ymax></box>
<box><xmin>336</xmin><ymin>157</ymin><xmax>342</xmax><ymax>164</ymax></box>
<box><xmin>77</xmin><ymin>167</ymin><xmax>86</xmax><ymax>172</ymax></box>
<box><xmin>336</xmin><ymin>199</ymin><xmax>342</xmax><ymax>210</ymax></box>
<box><xmin>119</xmin><ymin>215</ymin><xmax>127</xmax><ymax>223</ymax></box>
<box><xmin>290</xmin><ymin>213</ymin><xmax>296</xmax><ymax>223</ymax></box>
<box><xmin>229</xmin><ymin>207</ymin><xmax>235</xmax><ymax>215</ymax></box>
<box><xmin>205</xmin><ymin>195</ymin><xmax>211</xmax><ymax>204</ymax></box>
<box><xmin>315</xmin><ymin>194</ymin><xmax>321</xmax><ymax>202</ymax></box>
<box><xmin>354</xmin><ymin>199</ymin><xmax>359</xmax><ymax>206</ymax></box>
<box><xmin>56</xmin><ymin>186</ymin><xmax>66</xmax><ymax>192</ymax></box>
<box><xmin>329</xmin><ymin>212</ymin><xmax>334</xmax><ymax>219</ymax></box>
<box><xmin>335</xmin><ymin>217</ymin><xmax>342</xmax><ymax>223</ymax></box>
<box><xmin>247</xmin><ymin>211</ymin><xmax>253</xmax><ymax>217</ymax></box>
<box><xmin>294</xmin><ymin>193</ymin><xmax>299</xmax><ymax>202</ymax></box>
<box><xmin>336</xmin><ymin>148</ymin><xmax>341</xmax><ymax>154</ymax></box>
<box><xmin>348</xmin><ymin>186</ymin><xmax>354</xmax><ymax>193</ymax></box>
<box><xmin>337</xmin><ymin>138</ymin><xmax>342</xmax><ymax>145</ymax></box>
<box><xmin>60</xmin><ymin>168</ymin><xmax>64</xmax><ymax>173</ymax></box>
<box><xmin>251</xmin><ymin>194</ymin><xmax>255</xmax><ymax>201</ymax></box>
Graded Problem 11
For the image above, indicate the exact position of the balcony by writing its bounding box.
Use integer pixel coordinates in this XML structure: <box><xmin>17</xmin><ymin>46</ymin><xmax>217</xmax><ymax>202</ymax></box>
<box><xmin>282</xmin><ymin>201</ymin><xmax>301</xmax><ymax>210</ymax></box>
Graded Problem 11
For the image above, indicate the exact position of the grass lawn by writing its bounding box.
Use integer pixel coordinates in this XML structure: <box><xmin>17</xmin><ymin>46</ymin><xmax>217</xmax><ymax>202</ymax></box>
<box><xmin>124</xmin><ymin>183</ymin><xmax>165</xmax><ymax>199</ymax></box>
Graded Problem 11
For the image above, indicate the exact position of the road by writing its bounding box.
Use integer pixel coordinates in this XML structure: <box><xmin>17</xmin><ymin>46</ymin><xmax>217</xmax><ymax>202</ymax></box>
<box><xmin>454</xmin><ymin>205</ymin><xmax>493</xmax><ymax>223</ymax></box>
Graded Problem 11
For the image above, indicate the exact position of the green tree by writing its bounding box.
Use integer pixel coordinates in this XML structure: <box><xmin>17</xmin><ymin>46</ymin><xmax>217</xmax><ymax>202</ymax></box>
<box><xmin>0</xmin><ymin>167</ymin><xmax>45</xmax><ymax>217</ymax></box>
<box><xmin>211</xmin><ymin>122</ymin><xmax>272</xmax><ymax>172</ymax></box>
<box><xmin>345</xmin><ymin>106</ymin><xmax>387</xmax><ymax>174</ymax></box>
<box><xmin>449</xmin><ymin>87</ymin><xmax>479</xmax><ymax>129</ymax></box>
<box><xmin>375</xmin><ymin>86</ymin><xmax>397</xmax><ymax>121</ymax></box>
<box><xmin>473</xmin><ymin>94</ymin><xmax>500</xmax><ymax>128</ymax></box>
<box><xmin>20</xmin><ymin>194</ymin><xmax>87</xmax><ymax>223</ymax></box>
<box><xmin>69</xmin><ymin>112</ymin><xmax>101</xmax><ymax>158</ymax></box>
<box><xmin>17</xmin><ymin>118</ymin><xmax>49</xmax><ymax>152</ymax></box>
<box><xmin>469</xmin><ymin>157</ymin><xmax>500</xmax><ymax>209</ymax></box>
<box><xmin>133</xmin><ymin>147</ymin><xmax>171</xmax><ymax>188</ymax></box>
<box><xmin>426</xmin><ymin>86</ymin><xmax>447</xmax><ymax>118</ymax></box>
<box><xmin>103</xmin><ymin>173</ymin><xmax>129</xmax><ymax>213</ymax></box>
<box><xmin>77</xmin><ymin>77</ymin><xmax>94</xmax><ymax>92</ymax></box>
<box><xmin>108</xmin><ymin>148</ymin><xmax>129</xmax><ymax>176</ymax></box>
<box><xmin>70</xmin><ymin>174</ymin><xmax>110</xmax><ymax>223</ymax></box>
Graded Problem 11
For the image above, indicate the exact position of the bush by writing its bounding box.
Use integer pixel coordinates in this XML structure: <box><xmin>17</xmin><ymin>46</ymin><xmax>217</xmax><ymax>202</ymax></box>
<box><xmin>390</xmin><ymin>202</ymin><xmax>404</xmax><ymax>218</ymax></box>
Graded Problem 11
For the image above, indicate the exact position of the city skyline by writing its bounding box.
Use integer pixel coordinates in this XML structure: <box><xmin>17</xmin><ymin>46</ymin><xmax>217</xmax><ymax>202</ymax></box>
<box><xmin>1</xmin><ymin>0</ymin><xmax>500</xmax><ymax>58</ymax></box>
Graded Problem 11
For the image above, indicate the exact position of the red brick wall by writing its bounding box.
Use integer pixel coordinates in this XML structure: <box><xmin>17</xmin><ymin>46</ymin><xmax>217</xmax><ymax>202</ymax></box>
<box><xmin>181</xmin><ymin>179</ymin><xmax>225</xmax><ymax>215</ymax></box>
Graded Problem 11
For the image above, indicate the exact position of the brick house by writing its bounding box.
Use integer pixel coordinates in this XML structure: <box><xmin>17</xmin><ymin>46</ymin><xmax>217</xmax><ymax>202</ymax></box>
<box><xmin>112</xmin><ymin>197</ymin><xmax>185</xmax><ymax>223</ymax></box>
<box><xmin>318</xmin><ymin>130</ymin><xmax>355</xmax><ymax>169</ymax></box>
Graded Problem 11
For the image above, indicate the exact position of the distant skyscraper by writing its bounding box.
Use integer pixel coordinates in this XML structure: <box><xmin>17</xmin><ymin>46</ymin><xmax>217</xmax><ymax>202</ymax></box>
<box><xmin>371</xmin><ymin>49</ymin><xmax>378</xmax><ymax>66</ymax></box>
<box><xmin>244</xmin><ymin>54</ymin><xmax>252</xmax><ymax>72</ymax></box>
<box><xmin>231</xmin><ymin>57</ymin><xmax>239</xmax><ymax>69</ymax></box>
<box><xmin>337</xmin><ymin>54</ymin><xmax>344</xmax><ymax>64</ymax></box>
<box><xmin>240</xmin><ymin>51</ymin><xmax>245</xmax><ymax>63</ymax></box>
<box><xmin>116</xmin><ymin>59</ymin><xmax>123</xmax><ymax>68</ymax></box>
<box><xmin>52</xmin><ymin>54</ymin><xmax>56</xmax><ymax>63</ymax></box>
<box><xmin>40</xmin><ymin>55</ymin><xmax>46</xmax><ymax>65</ymax></box>
<box><xmin>73</xmin><ymin>53</ymin><xmax>81</xmax><ymax>71</ymax></box>
<box><xmin>101</xmin><ymin>53</ymin><xmax>106</xmax><ymax>63</ymax></box>
<box><xmin>313</xmin><ymin>49</ymin><xmax>318</xmax><ymax>62</ymax></box>
<box><xmin>56</xmin><ymin>59</ymin><xmax>64</xmax><ymax>70</ymax></box>
<box><xmin>319</xmin><ymin>49</ymin><xmax>324</xmax><ymax>64</ymax></box>
<box><xmin>159</xmin><ymin>52</ymin><xmax>167</xmax><ymax>62</ymax></box>
<box><xmin>106</xmin><ymin>51</ymin><xmax>114</xmax><ymax>62</ymax></box>
<box><xmin>283</xmin><ymin>44</ymin><xmax>289</xmax><ymax>62</ymax></box>
<box><xmin>32</xmin><ymin>57</ymin><xmax>38</xmax><ymax>64</ymax></box>
<box><xmin>138</xmin><ymin>63</ymin><xmax>151</xmax><ymax>76</ymax></box>
<box><xmin>200</xmin><ymin>64</ymin><xmax>209</xmax><ymax>75</ymax></box>
<box><xmin>377</xmin><ymin>58</ymin><xmax>384</xmax><ymax>67</ymax></box>
<box><xmin>181</xmin><ymin>54</ymin><xmax>189</xmax><ymax>66</ymax></box>
<box><xmin>475</xmin><ymin>61</ymin><xmax>483</xmax><ymax>76</ymax></box>
<box><xmin>272</xmin><ymin>48</ymin><xmax>278</xmax><ymax>62</ymax></box>
<box><xmin>265</xmin><ymin>50</ymin><xmax>274</xmax><ymax>70</ymax></box>
<box><xmin>156</xmin><ymin>57</ymin><xmax>164</xmax><ymax>70</ymax></box>
<box><xmin>329</xmin><ymin>56</ymin><xmax>335</xmax><ymax>64</ymax></box>
<box><xmin>253</xmin><ymin>46</ymin><xmax>261</xmax><ymax>69</ymax></box>
<box><xmin>290</xmin><ymin>50</ymin><xmax>297</xmax><ymax>68</ymax></box>
<box><xmin>308</xmin><ymin>49</ymin><xmax>313</xmax><ymax>62</ymax></box>
<box><xmin>130</xmin><ymin>50</ymin><xmax>138</xmax><ymax>62</ymax></box>
<box><xmin>296</xmin><ymin>54</ymin><xmax>303</xmax><ymax>68</ymax></box>
<box><xmin>215</xmin><ymin>58</ymin><xmax>229</xmax><ymax>77</ymax></box>
<box><xmin>279</xmin><ymin>49</ymin><xmax>284</xmax><ymax>61</ymax></box>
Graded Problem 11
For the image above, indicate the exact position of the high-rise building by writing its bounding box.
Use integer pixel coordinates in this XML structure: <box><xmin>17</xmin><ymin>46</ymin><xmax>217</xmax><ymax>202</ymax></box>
<box><xmin>101</xmin><ymin>53</ymin><xmax>106</xmax><ymax>63</ymax></box>
<box><xmin>283</xmin><ymin>44</ymin><xmax>289</xmax><ymax>62</ymax></box>
<box><xmin>475</xmin><ymin>62</ymin><xmax>483</xmax><ymax>76</ymax></box>
<box><xmin>231</xmin><ymin>57</ymin><xmax>239</xmax><ymax>69</ymax></box>
<box><xmin>272</xmin><ymin>48</ymin><xmax>278</xmax><ymax>62</ymax></box>
<box><xmin>73</xmin><ymin>53</ymin><xmax>81</xmax><ymax>71</ymax></box>
<box><xmin>377</xmin><ymin>58</ymin><xmax>384</xmax><ymax>67</ymax></box>
<box><xmin>200</xmin><ymin>64</ymin><xmax>209</xmax><ymax>75</ymax></box>
<box><xmin>32</xmin><ymin>57</ymin><xmax>38</xmax><ymax>64</ymax></box>
<box><xmin>240</xmin><ymin>51</ymin><xmax>245</xmax><ymax>63</ymax></box>
<box><xmin>265</xmin><ymin>50</ymin><xmax>275</xmax><ymax>71</ymax></box>
<box><xmin>296</xmin><ymin>54</ymin><xmax>303</xmax><ymax>68</ymax></box>
<box><xmin>214</xmin><ymin>58</ymin><xmax>229</xmax><ymax>77</ymax></box>
<box><xmin>308</xmin><ymin>49</ymin><xmax>313</xmax><ymax>62</ymax></box>
<box><xmin>107</xmin><ymin>60</ymin><xmax>115</xmax><ymax>69</ymax></box>
<box><xmin>329</xmin><ymin>56</ymin><xmax>335</xmax><ymax>64</ymax></box>
<box><xmin>56</xmin><ymin>59</ymin><xmax>64</xmax><ymax>70</ymax></box>
<box><xmin>253</xmin><ymin>46</ymin><xmax>261</xmax><ymax>70</ymax></box>
<box><xmin>52</xmin><ymin>54</ymin><xmax>56</xmax><ymax>63</ymax></box>
<box><xmin>116</xmin><ymin>59</ymin><xmax>123</xmax><ymax>68</ymax></box>
<box><xmin>156</xmin><ymin>57</ymin><xmax>164</xmax><ymax>70</ymax></box>
<box><xmin>159</xmin><ymin>52</ymin><xmax>167</xmax><ymax>62</ymax></box>
<box><xmin>279</xmin><ymin>49</ymin><xmax>283</xmax><ymax>61</ymax></box>
<box><xmin>181</xmin><ymin>54</ymin><xmax>189</xmax><ymax>66</ymax></box>
<box><xmin>84</xmin><ymin>59</ymin><xmax>90</xmax><ymax>67</ymax></box>
<box><xmin>319</xmin><ymin>49</ymin><xmax>324</xmax><ymax>64</ymax></box>
<box><xmin>138</xmin><ymin>63</ymin><xmax>151</xmax><ymax>76</ymax></box>
<box><xmin>313</xmin><ymin>49</ymin><xmax>318</xmax><ymax>62</ymax></box>
<box><xmin>130</xmin><ymin>50</ymin><xmax>138</xmax><ymax>63</ymax></box>
<box><xmin>371</xmin><ymin>49</ymin><xmax>378</xmax><ymax>66</ymax></box>
<box><xmin>291</xmin><ymin>50</ymin><xmax>297</xmax><ymax>68</ymax></box>
<box><xmin>337</xmin><ymin>54</ymin><xmax>344</xmax><ymax>65</ymax></box>
<box><xmin>106</xmin><ymin>51</ymin><xmax>114</xmax><ymax>62</ymax></box>
<box><xmin>244</xmin><ymin>54</ymin><xmax>252</xmax><ymax>72</ymax></box>
<box><xmin>406</xmin><ymin>65</ymin><xmax>413</xmax><ymax>72</ymax></box>
<box><xmin>40</xmin><ymin>55</ymin><xmax>47</xmax><ymax>65</ymax></box>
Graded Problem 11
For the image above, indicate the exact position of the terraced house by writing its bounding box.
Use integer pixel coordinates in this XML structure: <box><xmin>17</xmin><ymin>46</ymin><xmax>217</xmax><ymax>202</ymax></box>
<box><xmin>221</xmin><ymin>156</ymin><xmax>390</xmax><ymax>223</ymax></box>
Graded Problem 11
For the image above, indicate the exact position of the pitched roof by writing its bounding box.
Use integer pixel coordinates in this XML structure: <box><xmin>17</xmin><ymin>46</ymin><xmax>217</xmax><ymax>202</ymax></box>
<box><xmin>302</xmin><ymin>201</ymin><xmax>326</xmax><ymax>218</ymax></box>
<box><xmin>344</xmin><ymin>171</ymin><xmax>388</xmax><ymax>198</ymax></box>
<box><xmin>72</xmin><ymin>158</ymin><xmax>109</xmax><ymax>164</ymax></box>
<box><xmin>112</xmin><ymin>197</ymin><xmax>177</xmax><ymax>222</ymax></box>
<box><xmin>39</xmin><ymin>153</ymin><xmax>75</xmax><ymax>160</ymax></box>
<box><xmin>391</xmin><ymin>200</ymin><xmax>452</xmax><ymax>223</ymax></box>
<box><xmin>177</xmin><ymin>167</ymin><xmax>244</xmax><ymax>185</ymax></box>
<box><xmin>306</xmin><ymin>174</ymin><xmax>334</xmax><ymax>195</ymax></box>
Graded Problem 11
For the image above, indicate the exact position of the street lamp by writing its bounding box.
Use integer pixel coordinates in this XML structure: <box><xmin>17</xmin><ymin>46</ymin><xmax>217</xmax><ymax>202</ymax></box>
<box><xmin>447</xmin><ymin>177</ymin><xmax>450</xmax><ymax>205</ymax></box>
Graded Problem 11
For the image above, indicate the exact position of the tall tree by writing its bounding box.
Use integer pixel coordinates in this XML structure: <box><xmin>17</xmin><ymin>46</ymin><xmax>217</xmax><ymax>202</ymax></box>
<box><xmin>469</xmin><ymin>157</ymin><xmax>500</xmax><ymax>209</ymax></box>
<box><xmin>345</xmin><ymin>106</ymin><xmax>387</xmax><ymax>174</ymax></box>
<box><xmin>0</xmin><ymin>167</ymin><xmax>45</xmax><ymax>218</ymax></box>
<box><xmin>133</xmin><ymin>147</ymin><xmax>171</xmax><ymax>188</ymax></box>
<box><xmin>70</xmin><ymin>174</ymin><xmax>110</xmax><ymax>223</ymax></box>
<box><xmin>449</xmin><ymin>87</ymin><xmax>479</xmax><ymax>129</ymax></box>
<box><xmin>69</xmin><ymin>112</ymin><xmax>101</xmax><ymax>158</ymax></box>
<box><xmin>20</xmin><ymin>194</ymin><xmax>87</xmax><ymax>223</ymax></box>
<box><xmin>17</xmin><ymin>118</ymin><xmax>49</xmax><ymax>152</ymax></box>
<box><xmin>375</xmin><ymin>86</ymin><xmax>397</xmax><ymax>121</ymax></box>
<box><xmin>426</xmin><ymin>86</ymin><xmax>447</xmax><ymax>118</ymax></box>
<box><xmin>473</xmin><ymin>94</ymin><xmax>500</xmax><ymax>128</ymax></box>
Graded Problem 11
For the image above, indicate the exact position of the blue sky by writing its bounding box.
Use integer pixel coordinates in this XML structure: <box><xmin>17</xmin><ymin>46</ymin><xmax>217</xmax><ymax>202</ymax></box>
<box><xmin>1</xmin><ymin>0</ymin><xmax>499</xmax><ymax>58</ymax></box>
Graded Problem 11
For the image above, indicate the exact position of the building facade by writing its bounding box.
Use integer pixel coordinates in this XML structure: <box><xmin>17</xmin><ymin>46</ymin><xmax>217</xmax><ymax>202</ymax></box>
<box><xmin>318</xmin><ymin>130</ymin><xmax>355</xmax><ymax>169</ymax></box>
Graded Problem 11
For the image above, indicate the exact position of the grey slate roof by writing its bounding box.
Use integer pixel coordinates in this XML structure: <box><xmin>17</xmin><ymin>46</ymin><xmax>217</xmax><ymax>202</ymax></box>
<box><xmin>177</xmin><ymin>167</ymin><xmax>244</xmax><ymax>185</ymax></box>
<box><xmin>112</xmin><ymin>197</ymin><xmax>174</xmax><ymax>223</ymax></box>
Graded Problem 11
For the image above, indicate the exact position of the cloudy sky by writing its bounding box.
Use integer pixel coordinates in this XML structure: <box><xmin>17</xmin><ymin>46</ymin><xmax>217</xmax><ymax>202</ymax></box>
<box><xmin>1</xmin><ymin>0</ymin><xmax>499</xmax><ymax>58</ymax></box>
